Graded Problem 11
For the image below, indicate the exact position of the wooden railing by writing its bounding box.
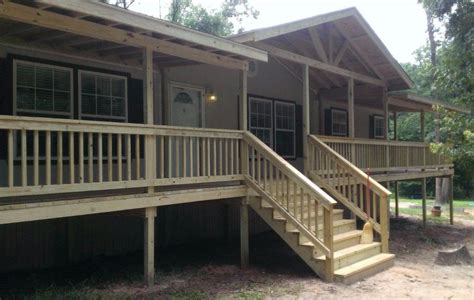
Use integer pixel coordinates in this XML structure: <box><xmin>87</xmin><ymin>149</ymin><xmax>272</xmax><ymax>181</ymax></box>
<box><xmin>316</xmin><ymin>135</ymin><xmax>451</xmax><ymax>171</ymax></box>
<box><xmin>244</xmin><ymin>132</ymin><xmax>337</xmax><ymax>280</ymax></box>
<box><xmin>0</xmin><ymin>115</ymin><xmax>243</xmax><ymax>198</ymax></box>
<box><xmin>308</xmin><ymin>135</ymin><xmax>390</xmax><ymax>252</ymax></box>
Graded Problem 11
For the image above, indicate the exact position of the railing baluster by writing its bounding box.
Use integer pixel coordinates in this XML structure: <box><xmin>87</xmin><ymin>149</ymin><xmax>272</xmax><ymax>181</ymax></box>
<box><xmin>127</xmin><ymin>134</ymin><xmax>132</xmax><ymax>180</ymax></box>
<box><xmin>213</xmin><ymin>138</ymin><xmax>217</xmax><ymax>176</ymax></box>
<box><xmin>225</xmin><ymin>139</ymin><xmax>228</xmax><ymax>175</ymax></box>
<box><xmin>57</xmin><ymin>131</ymin><xmax>63</xmax><ymax>185</ymax></box>
<box><xmin>182</xmin><ymin>136</ymin><xmax>186</xmax><ymax>177</ymax></box>
<box><xmin>34</xmin><ymin>130</ymin><xmax>39</xmax><ymax>186</ymax></box>
<box><xmin>230</xmin><ymin>139</ymin><xmax>234</xmax><ymax>175</ymax></box>
<box><xmin>189</xmin><ymin>137</ymin><xmax>193</xmax><ymax>177</ymax></box>
<box><xmin>168</xmin><ymin>136</ymin><xmax>172</xmax><ymax>178</ymax></box>
<box><xmin>21</xmin><ymin>129</ymin><xmax>27</xmax><ymax>187</ymax></box>
<box><xmin>207</xmin><ymin>138</ymin><xmax>211</xmax><ymax>176</ymax></box>
<box><xmin>108</xmin><ymin>133</ymin><xmax>113</xmax><ymax>181</ymax></box>
<box><xmin>135</xmin><ymin>134</ymin><xmax>140</xmax><ymax>179</ymax></box>
<box><xmin>98</xmin><ymin>133</ymin><xmax>103</xmax><ymax>183</ymax></box>
<box><xmin>79</xmin><ymin>132</ymin><xmax>84</xmax><ymax>184</ymax></box>
<box><xmin>117</xmin><ymin>133</ymin><xmax>122</xmax><ymax>181</ymax></box>
<box><xmin>46</xmin><ymin>131</ymin><xmax>51</xmax><ymax>185</ymax></box>
<box><xmin>219</xmin><ymin>138</ymin><xmax>223</xmax><ymax>176</ymax></box>
<box><xmin>88</xmin><ymin>133</ymin><xmax>93</xmax><ymax>183</ymax></box>
<box><xmin>69</xmin><ymin>132</ymin><xmax>75</xmax><ymax>184</ymax></box>
<box><xmin>197</xmin><ymin>137</ymin><xmax>201</xmax><ymax>177</ymax></box>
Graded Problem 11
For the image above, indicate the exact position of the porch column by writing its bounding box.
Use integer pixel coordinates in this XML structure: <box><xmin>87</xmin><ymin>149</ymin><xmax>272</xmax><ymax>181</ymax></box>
<box><xmin>303</xmin><ymin>64</ymin><xmax>310</xmax><ymax>174</ymax></box>
<box><xmin>144</xmin><ymin>207</ymin><xmax>157</xmax><ymax>286</ymax></box>
<box><xmin>239</xmin><ymin>69</ymin><xmax>249</xmax><ymax>268</ymax></box>
<box><xmin>347</xmin><ymin>78</ymin><xmax>355</xmax><ymax>163</ymax></box>
<box><xmin>143</xmin><ymin>47</ymin><xmax>157</xmax><ymax>286</ymax></box>
<box><xmin>383</xmin><ymin>89</ymin><xmax>390</xmax><ymax>191</ymax></box>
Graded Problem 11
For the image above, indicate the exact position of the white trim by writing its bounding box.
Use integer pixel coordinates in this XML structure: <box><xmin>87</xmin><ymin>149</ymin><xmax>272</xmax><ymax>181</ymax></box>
<box><xmin>274</xmin><ymin>100</ymin><xmax>296</xmax><ymax>159</ymax></box>
<box><xmin>168</xmin><ymin>81</ymin><xmax>205</xmax><ymax>128</ymax></box>
<box><xmin>13</xmin><ymin>59</ymin><xmax>74</xmax><ymax>118</ymax></box>
<box><xmin>373</xmin><ymin>115</ymin><xmax>385</xmax><ymax>139</ymax></box>
<box><xmin>249</xmin><ymin>96</ymin><xmax>273</xmax><ymax>148</ymax></box>
<box><xmin>78</xmin><ymin>70</ymin><xmax>128</xmax><ymax>122</ymax></box>
<box><xmin>331</xmin><ymin>109</ymin><xmax>347</xmax><ymax>136</ymax></box>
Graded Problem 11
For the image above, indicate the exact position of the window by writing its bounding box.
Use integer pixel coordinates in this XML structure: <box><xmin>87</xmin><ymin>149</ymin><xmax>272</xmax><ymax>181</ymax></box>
<box><xmin>331</xmin><ymin>109</ymin><xmax>347</xmax><ymax>136</ymax></box>
<box><xmin>249</xmin><ymin>97</ymin><xmax>273</xmax><ymax>147</ymax></box>
<box><xmin>14</xmin><ymin>60</ymin><xmax>73</xmax><ymax>117</ymax></box>
<box><xmin>79</xmin><ymin>71</ymin><xmax>127</xmax><ymax>121</ymax></box>
<box><xmin>274</xmin><ymin>101</ymin><xmax>295</xmax><ymax>158</ymax></box>
<box><xmin>373</xmin><ymin>116</ymin><xmax>385</xmax><ymax>139</ymax></box>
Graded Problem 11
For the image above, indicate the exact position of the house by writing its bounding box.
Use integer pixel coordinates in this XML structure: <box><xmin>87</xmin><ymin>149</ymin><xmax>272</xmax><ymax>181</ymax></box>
<box><xmin>0</xmin><ymin>0</ymin><xmax>469</xmax><ymax>285</ymax></box>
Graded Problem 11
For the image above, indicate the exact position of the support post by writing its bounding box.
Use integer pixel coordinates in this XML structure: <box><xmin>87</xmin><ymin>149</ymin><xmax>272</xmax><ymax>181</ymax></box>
<box><xmin>240</xmin><ymin>198</ymin><xmax>249</xmax><ymax>269</ymax></box>
<box><xmin>383</xmin><ymin>89</ymin><xmax>390</xmax><ymax>190</ymax></box>
<box><xmin>347</xmin><ymin>77</ymin><xmax>355</xmax><ymax>163</ymax></box>
<box><xmin>393</xmin><ymin>111</ymin><xmax>398</xmax><ymax>141</ymax></box>
<box><xmin>394</xmin><ymin>181</ymin><xmax>399</xmax><ymax>218</ymax></box>
<box><xmin>302</xmin><ymin>64</ymin><xmax>310</xmax><ymax>174</ymax></box>
<box><xmin>143</xmin><ymin>47</ymin><xmax>156</xmax><ymax>286</ymax></box>
<box><xmin>449</xmin><ymin>175</ymin><xmax>454</xmax><ymax>225</ymax></box>
<box><xmin>144</xmin><ymin>207</ymin><xmax>157</xmax><ymax>286</ymax></box>
<box><xmin>380</xmin><ymin>194</ymin><xmax>389</xmax><ymax>253</ymax></box>
<box><xmin>422</xmin><ymin>178</ymin><xmax>427</xmax><ymax>227</ymax></box>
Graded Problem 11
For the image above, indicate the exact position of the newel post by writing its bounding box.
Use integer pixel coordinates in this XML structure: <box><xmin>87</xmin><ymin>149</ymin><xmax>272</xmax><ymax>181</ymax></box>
<box><xmin>323</xmin><ymin>206</ymin><xmax>334</xmax><ymax>281</ymax></box>
<box><xmin>380</xmin><ymin>193</ymin><xmax>389</xmax><ymax>253</ymax></box>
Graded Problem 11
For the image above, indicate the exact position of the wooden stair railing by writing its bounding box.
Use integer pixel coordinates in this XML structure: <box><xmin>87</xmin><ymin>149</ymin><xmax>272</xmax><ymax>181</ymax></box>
<box><xmin>308</xmin><ymin>135</ymin><xmax>391</xmax><ymax>252</ymax></box>
<box><xmin>243</xmin><ymin>132</ymin><xmax>337</xmax><ymax>280</ymax></box>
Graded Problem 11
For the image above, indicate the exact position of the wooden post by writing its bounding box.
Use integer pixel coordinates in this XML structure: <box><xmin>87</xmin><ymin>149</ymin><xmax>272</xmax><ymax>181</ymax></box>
<box><xmin>394</xmin><ymin>181</ymin><xmax>399</xmax><ymax>218</ymax></box>
<box><xmin>393</xmin><ymin>111</ymin><xmax>398</xmax><ymax>141</ymax></box>
<box><xmin>240</xmin><ymin>198</ymin><xmax>249</xmax><ymax>268</ymax></box>
<box><xmin>383</xmin><ymin>90</ymin><xmax>390</xmax><ymax>191</ymax></box>
<box><xmin>380</xmin><ymin>194</ymin><xmax>389</xmax><ymax>253</ymax></box>
<box><xmin>422</xmin><ymin>178</ymin><xmax>427</xmax><ymax>227</ymax></box>
<box><xmin>449</xmin><ymin>175</ymin><xmax>454</xmax><ymax>225</ymax></box>
<box><xmin>420</xmin><ymin>110</ymin><xmax>425</xmax><ymax>142</ymax></box>
<box><xmin>347</xmin><ymin>77</ymin><xmax>355</xmax><ymax>163</ymax></box>
<box><xmin>143</xmin><ymin>47</ymin><xmax>156</xmax><ymax>286</ymax></box>
<box><xmin>144</xmin><ymin>207</ymin><xmax>157</xmax><ymax>286</ymax></box>
<box><xmin>240</xmin><ymin>69</ymin><xmax>248</xmax><ymax>131</ymax></box>
<box><xmin>303</xmin><ymin>64</ymin><xmax>310</xmax><ymax>174</ymax></box>
<box><xmin>323</xmin><ymin>207</ymin><xmax>334</xmax><ymax>282</ymax></box>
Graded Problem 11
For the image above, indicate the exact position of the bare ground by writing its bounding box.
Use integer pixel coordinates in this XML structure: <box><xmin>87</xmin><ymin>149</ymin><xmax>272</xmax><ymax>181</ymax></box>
<box><xmin>1</xmin><ymin>216</ymin><xmax>473</xmax><ymax>299</ymax></box>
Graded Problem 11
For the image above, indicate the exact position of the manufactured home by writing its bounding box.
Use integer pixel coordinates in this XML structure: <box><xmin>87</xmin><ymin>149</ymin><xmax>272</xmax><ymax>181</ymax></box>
<box><xmin>0</xmin><ymin>0</ymin><xmax>469</xmax><ymax>285</ymax></box>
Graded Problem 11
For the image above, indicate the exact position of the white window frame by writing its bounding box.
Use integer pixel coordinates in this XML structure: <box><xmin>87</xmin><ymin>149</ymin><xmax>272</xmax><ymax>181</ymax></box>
<box><xmin>274</xmin><ymin>100</ymin><xmax>296</xmax><ymax>159</ymax></box>
<box><xmin>373</xmin><ymin>115</ymin><xmax>385</xmax><ymax>139</ymax></box>
<box><xmin>331</xmin><ymin>109</ymin><xmax>347</xmax><ymax>136</ymax></box>
<box><xmin>78</xmin><ymin>70</ymin><xmax>128</xmax><ymax>121</ymax></box>
<box><xmin>249</xmin><ymin>96</ymin><xmax>273</xmax><ymax>148</ymax></box>
<box><xmin>13</xmin><ymin>59</ymin><xmax>74</xmax><ymax>118</ymax></box>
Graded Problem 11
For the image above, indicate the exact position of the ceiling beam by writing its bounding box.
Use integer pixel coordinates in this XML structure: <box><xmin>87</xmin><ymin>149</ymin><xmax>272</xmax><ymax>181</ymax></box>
<box><xmin>253</xmin><ymin>41</ymin><xmax>386</xmax><ymax>87</ymax></box>
<box><xmin>333</xmin><ymin>40</ymin><xmax>349</xmax><ymax>66</ymax></box>
<box><xmin>307</xmin><ymin>27</ymin><xmax>328</xmax><ymax>63</ymax></box>
<box><xmin>273</xmin><ymin>57</ymin><xmax>321</xmax><ymax>94</ymax></box>
<box><xmin>0</xmin><ymin>1</ymin><xmax>249</xmax><ymax>70</ymax></box>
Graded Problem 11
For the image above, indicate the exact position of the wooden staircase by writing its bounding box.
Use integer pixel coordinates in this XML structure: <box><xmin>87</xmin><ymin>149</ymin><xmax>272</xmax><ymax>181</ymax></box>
<box><xmin>243</xmin><ymin>132</ymin><xmax>394</xmax><ymax>284</ymax></box>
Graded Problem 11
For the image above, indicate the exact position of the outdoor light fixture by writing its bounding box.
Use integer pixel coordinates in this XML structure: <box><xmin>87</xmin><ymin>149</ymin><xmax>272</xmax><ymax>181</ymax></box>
<box><xmin>206</xmin><ymin>88</ymin><xmax>218</xmax><ymax>102</ymax></box>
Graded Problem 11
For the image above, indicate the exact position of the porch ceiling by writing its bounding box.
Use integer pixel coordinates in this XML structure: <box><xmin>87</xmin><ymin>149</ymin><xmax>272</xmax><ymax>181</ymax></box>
<box><xmin>0</xmin><ymin>0</ymin><xmax>268</xmax><ymax>70</ymax></box>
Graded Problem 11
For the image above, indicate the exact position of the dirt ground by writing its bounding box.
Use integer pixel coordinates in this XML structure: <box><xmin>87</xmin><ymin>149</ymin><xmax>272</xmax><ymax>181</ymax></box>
<box><xmin>1</xmin><ymin>215</ymin><xmax>473</xmax><ymax>299</ymax></box>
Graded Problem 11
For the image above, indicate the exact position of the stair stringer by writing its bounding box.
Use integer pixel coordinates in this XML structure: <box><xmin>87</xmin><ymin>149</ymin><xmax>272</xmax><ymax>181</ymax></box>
<box><xmin>248</xmin><ymin>196</ymin><xmax>329</xmax><ymax>281</ymax></box>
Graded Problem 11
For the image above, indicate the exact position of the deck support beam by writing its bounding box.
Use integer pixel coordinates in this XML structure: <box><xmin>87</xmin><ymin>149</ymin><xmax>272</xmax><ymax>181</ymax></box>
<box><xmin>449</xmin><ymin>175</ymin><xmax>454</xmax><ymax>225</ymax></box>
<box><xmin>303</xmin><ymin>64</ymin><xmax>310</xmax><ymax>174</ymax></box>
<box><xmin>394</xmin><ymin>181</ymin><xmax>399</xmax><ymax>218</ymax></box>
<box><xmin>240</xmin><ymin>198</ymin><xmax>249</xmax><ymax>269</ymax></box>
<box><xmin>144</xmin><ymin>207</ymin><xmax>157</xmax><ymax>286</ymax></box>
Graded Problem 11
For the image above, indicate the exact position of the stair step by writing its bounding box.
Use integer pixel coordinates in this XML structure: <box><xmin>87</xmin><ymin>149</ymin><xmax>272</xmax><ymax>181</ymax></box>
<box><xmin>334</xmin><ymin>253</ymin><xmax>395</xmax><ymax>284</ymax></box>
<box><xmin>334</xmin><ymin>230</ymin><xmax>363</xmax><ymax>251</ymax></box>
<box><xmin>273</xmin><ymin>209</ymin><xmax>344</xmax><ymax>222</ymax></box>
<box><xmin>286</xmin><ymin>219</ymin><xmax>356</xmax><ymax>235</ymax></box>
<box><xmin>317</xmin><ymin>242</ymin><xmax>382</xmax><ymax>270</ymax></box>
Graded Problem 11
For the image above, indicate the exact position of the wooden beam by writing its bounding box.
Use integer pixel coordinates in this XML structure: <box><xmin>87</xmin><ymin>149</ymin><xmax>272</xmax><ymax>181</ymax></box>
<box><xmin>303</xmin><ymin>64</ymin><xmax>310</xmax><ymax>174</ymax></box>
<box><xmin>254</xmin><ymin>42</ymin><xmax>385</xmax><ymax>87</ymax></box>
<box><xmin>420</xmin><ymin>110</ymin><xmax>425</xmax><ymax>142</ymax></box>
<box><xmin>334</xmin><ymin>41</ymin><xmax>348</xmax><ymax>66</ymax></box>
<box><xmin>273</xmin><ymin>57</ymin><xmax>321</xmax><ymax>93</ymax></box>
<box><xmin>307</xmin><ymin>27</ymin><xmax>328</xmax><ymax>63</ymax></box>
<box><xmin>239</xmin><ymin>69</ymin><xmax>248</xmax><ymax>131</ymax></box>
<box><xmin>240</xmin><ymin>198</ymin><xmax>249</xmax><ymax>268</ymax></box>
<box><xmin>144</xmin><ymin>207</ymin><xmax>156</xmax><ymax>286</ymax></box>
<box><xmin>394</xmin><ymin>181</ymin><xmax>399</xmax><ymax>218</ymax></box>
<box><xmin>348</xmin><ymin>78</ymin><xmax>355</xmax><ymax>138</ymax></box>
<box><xmin>37</xmin><ymin>0</ymin><xmax>267</xmax><ymax>62</ymax></box>
<box><xmin>393</xmin><ymin>111</ymin><xmax>398</xmax><ymax>140</ymax></box>
<box><xmin>421</xmin><ymin>178</ymin><xmax>427</xmax><ymax>227</ymax></box>
<box><xmin>0</xmin><ymin>1</ymin><xmax>250</xmax><ymax>70</ymax></box>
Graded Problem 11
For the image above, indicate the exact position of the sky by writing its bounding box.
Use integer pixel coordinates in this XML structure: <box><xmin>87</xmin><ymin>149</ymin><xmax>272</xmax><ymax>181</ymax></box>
<box><xmin>129</xmin><ymin>0</ymin><xmax>428</xmax><ymax>64</ymax></box>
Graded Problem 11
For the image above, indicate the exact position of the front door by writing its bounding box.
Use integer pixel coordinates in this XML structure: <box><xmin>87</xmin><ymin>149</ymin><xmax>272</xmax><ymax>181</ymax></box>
<box><xmin>169</xmin><ymin>82</ymin><xmax>204</xmax><ymax>128</ymax></box>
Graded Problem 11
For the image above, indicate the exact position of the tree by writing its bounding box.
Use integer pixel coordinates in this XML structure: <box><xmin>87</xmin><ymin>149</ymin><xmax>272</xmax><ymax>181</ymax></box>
<box><xmin>99</xmin><ymin>0</ymin><xmax>136</xmax><ymax>9</ymax></box>
<box><xmin>166</xmin><ymin>0</ymin><xmax>259</xmax><ymax>36</ymax></box>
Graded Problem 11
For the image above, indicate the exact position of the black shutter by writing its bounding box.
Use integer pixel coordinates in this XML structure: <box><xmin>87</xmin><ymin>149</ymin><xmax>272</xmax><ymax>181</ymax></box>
<box><xmin>369</xmin><ymin>115</ymin><xmax>374</xmax><ymax>139</ymax></box>
<box><xmin>127</xmin><ymin>78</ymin><xmax>144</xmax><ymax>124</ymax></box>
<box><xmin>324</xmin><ymin>109</ymin><xmax>332</xmax><ymax>135</ymax></box>
<box><xmin>295</xmin><ymin>104</ymin><xmax>303</xmax><ymax>158</ymax></box>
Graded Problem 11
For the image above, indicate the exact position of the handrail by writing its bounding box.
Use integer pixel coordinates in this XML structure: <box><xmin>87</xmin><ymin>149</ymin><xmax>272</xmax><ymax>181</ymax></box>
<box><xmin>244</xmin><ymin>132</ymin><xmax>335</xmax><ymax>278</ymax></box>
<box><xmin>308</xmin><ymin>135</ymin><xmax>389</xmax><ymax>253</ymax></box>
<box><xmin>244</xmin><ymin>132</ymin><xmax>336</xmax><ymax>208</ymax></box>
<box><xmin>309</xmin><ymin>136</ymin><xmax>391</xmax><ymax>196</ymax></box>
<box><xmin>317</xmin><ymin>135</ymin><xmax>429</xmax><ymax>147</ymax></box>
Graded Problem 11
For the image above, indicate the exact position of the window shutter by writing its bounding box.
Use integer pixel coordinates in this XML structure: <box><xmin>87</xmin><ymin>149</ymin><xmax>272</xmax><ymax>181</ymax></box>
<box><xmin>295</xmin><ymin>104</ymin><xmax>303</xmax><ymax>158</ymax></box>
<box><xmin>369</xmin><ymin>115</ymin><xmax>374</xmax><ymax>139</ymax></box>
<box><xmin>128</xmin><ymin>78</ymin><xmax>144</xmax><ymax>124</ymax></box>
<box><xmin>324</xmin><ymin>109</ymin><xmax>332</xmax><ymax>135</ymax></box>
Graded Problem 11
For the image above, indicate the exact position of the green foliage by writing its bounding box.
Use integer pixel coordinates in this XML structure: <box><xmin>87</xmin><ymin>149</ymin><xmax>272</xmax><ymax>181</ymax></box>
<box><xmin>167</xmin><ymin>0</ymin><xmax>259</xmax><ymax>36</ymax></box>
<box><xmin>99</xmin><ymin>0</ymin><xmax>136</xmax><ymax>9</ymax></box>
